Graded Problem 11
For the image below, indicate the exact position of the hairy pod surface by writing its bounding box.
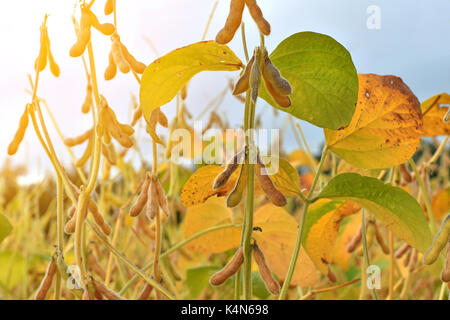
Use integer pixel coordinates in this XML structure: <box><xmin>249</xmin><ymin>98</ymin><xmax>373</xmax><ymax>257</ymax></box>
<box><xmin>253</xmin><ymin>243</ymin><xmax>280</xmax><ymax>295</ymax></box>
<box><xmin>255</xmin><ymin>155</ymin><xmax>286</xmax><ymax>207</ymax></box>
<box><xmin>213</xmin><ymin>151</ymin><xmax>243</xmax><ymax>189</ymax></box>
<box><xmin>210</xmin><ymin>247</ymin><xmax>244</xmax><ymax>286</ymax></box>
<box><xmin>8</xmin><ymin>106</ymin><xmax>29</xmax><ymax>156</ymax></box>
<box><xmin>424</xmin><ymin>214</ymin><xmax>450</xmax><ymax>265</ymax></box>
<box><xmin>262</xmin><ymin>50</ymin><xmax>292</xmax><ymax>96</ymax></box>
<box><xmin>35</xmin><ymin>258</ymin><xmax>57</xmax><ymax>300</ymax></box>
<box><xmin>346</xmin><ymin>226</ymin><xmax>362</xmax><ymax>253</ymax></box>
<box><xmin>130</xmin><ymin>175</ymin><xmax>151</xmax><ymax>217</ymax></box>
<box><xmin>215</xmin><ymin>0</ymin><xmax>245</xmax><ymax>44</ymax></box>
<box><xmin>232</xmin><ymin>55</ymin><xmax>254</xmax><ymax>95</ymax></box>
<box><xmin>244</xmin><ymin>0</ymin><xmax>271</xmax><ymax>35</ymax></box>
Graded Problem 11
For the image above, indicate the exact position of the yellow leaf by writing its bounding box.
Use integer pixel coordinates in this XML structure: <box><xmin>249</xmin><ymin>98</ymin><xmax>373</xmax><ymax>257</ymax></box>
<box><xmin>332</xmin><ymin>213</ymin><xmax>362</xmax><ymax>271</ymax></box>
<box><xmin>421</xmin><ymin>93</ymin><xmax>450</xmax><ymax>137</ymax></box>
<box><xmin>337</xmin><ymin>159</ymin><xmax>380</xmax><ymax>177</ymax></box>
<box><xmin>325</xmin><ymin>74</ymin><xmax>423</xmax><ymax>169</ymax></box>
<box><xmin>181</xmin><ymin>165</ymin><xmax>240</xmax><ymax>208</ymax></box>
<box><xmin>303</xmin><ymin>199</ymin><xmax>361</xmax><ymax>274</ymax></box>
<box><xmin>180</xmin><ymin>158</ymin><xmax>300</xmax><ymax>207</ymax></box>
<box><xmin>253</xmin><ymin>204</ymin><xmax>319</xmax><ymax>287</ymax></box>
<box><xmin>140</xmin><ymin>41</ymin><xmax>243</xmax><ymax>121</ymax></box>
<box><xmin>288</xmin><ymin>149</ymin><xmax>316</xmax><ymax>169</ymax></box>
<box><xmin>430</xmin><ymin>187</ymin><xmax>450</xmax><ymax>222</ymax></box>
<box><xmin>184</xmin><ymin>197</ymin><xmax>241</xmax><ymax>254</ymax></box>
<box><xmin>184</xmin><ymin>200</ymin><xmax>319</xmax><ymax>286</ymax></box>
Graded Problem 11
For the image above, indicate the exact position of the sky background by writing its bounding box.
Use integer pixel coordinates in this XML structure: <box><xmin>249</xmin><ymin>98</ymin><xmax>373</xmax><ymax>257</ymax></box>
<box><xmin>0</xmin><ymin>0</ymin><xmax>449</xmax><ymax>179</ymax></box>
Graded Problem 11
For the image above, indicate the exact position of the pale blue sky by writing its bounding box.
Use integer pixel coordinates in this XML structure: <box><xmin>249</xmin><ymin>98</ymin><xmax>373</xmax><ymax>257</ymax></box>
<box><xmin>0</xmin><ymin>0</ymin><xmax>449</xmax><ymax>177</ymax></box>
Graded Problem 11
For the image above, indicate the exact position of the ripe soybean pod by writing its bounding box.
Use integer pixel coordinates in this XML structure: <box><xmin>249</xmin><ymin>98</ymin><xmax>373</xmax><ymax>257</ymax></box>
<box><xmin>137</xmin><ymin>283</ymin><xmax>154</xmax><ymax>300</ymax></box>
<box><xmin>111</xmin><ymin>35</ymin><xmax>130</xmax><ymax>73</ymax></box>
<box><xmin>130</xmin><ymin>174</ymin><xmax>151</xmax><ymax>217</ymax></box>
<box><xmin>155</xmin><ymin>178</ymin><xmax>170</xmax><ymax>218</ymax></box>
<box><xmin>253</xmin><ymin>243</ymin><xmax>280</xmax><ymax>295</ymax></box>
<box><xmin>210</xmin><ymin>247</ymin><xmax>244</xmax><ymax>286</ymax></box>
<box><xmin>373</xmin><ymin>223</ymin><xmax>390</xmax><ymax>254</ymax></box>
<box><xmin>7</xmin><ymin>106</ymin><xmax>29</xmax><ymax>156</ymax></box>
<box><xmin>232</xmin><ymin>55</ymin><xmax>254</xmax><ymax>96</ymax></box>
<box><xmin>346</xmin><ymin>226</ymin><xmax>362</xmax><ymax>253</ymax></box>
<box><xmin>35</xmin><ymin>24</ymin><xmax>48</xmax><ymax>72</ymax></box>
<box><xmin>213</xmin><ymin>150</ymin><xmax>244</xmax><ymax>189</ymax></box>
<box><xmin>263</xmin><ymin>76</ymin><xmax>291</xmax><ymax>108</ymax></box>
<box><xmin>120</xmin><ymin>42</ymin><xmax>146</xmax><ymax>74</ymax></box>
<box><xmin>69</xmin><ymin>6</ymin><xmax>91</xmax><ymax>57</ymax></box>
<box><xmin>249</xmin><ymin>48</ymin><xmax>262</xmax><ymax>104</ymax></box>
<box><xmin>46</xmin><ymin>28</ymin><xmax>60</xmax><ymax>77</ymax></box>
<box><xmin>64</xmin><ymin>129</ymin><xmax>93</xmax><ymax>147</ymax></box>
<box><xmin>424</xmin><ymin>214</ymin><xmax>450</xmax><ymax>265</ymax></box>
<box><xmin>82</xmin><ymin>82</ymin><xmax>93</xmax><ymax>113</ymax></box>
<box><xmin>87</xmin><ymin>8</ymin><xmax>115</xmax><ymax>36</ymax></box>
<box><xmin>146</xmin><ymin>178</ymin><xmax>159</xmax><ymax>220</ymax></box>
<box><xmin>35</xmin><ymin>257</ymin><xmax>57</xmax><ymax>300</ymax></box>
<box><xmin>104</xmin><ymin>0</ymin><xmax>114</xmax><ymax>15</ymax></box>
<box><xmin>215</xmin><ymin>0</ymin><xmax>245</xmax><ymax>45</ymax></box>
<box><xmin>395</xmin><ymin>243</ymin><xmax>411</xmax><ymax>259</ymax></box>
<box><xmin>261</xmin><ymin>49</ymin><xmax>292</xmax><ymax>96</ymax></box>
<box><xmin>255</xmin><ymin>155</ymin><xmax>286</xmax><ymax>207</ymax></box>
<box><xmin>398</xmin><ymin>163</ymin><xmax>412</xmax><ymax>184</ymax></box>
<box><xmin>91</xmin><ymin>278</ymin><xmax>125</xmax><ymax>300</ymax></box>
<box><xmin>244</xmin><ymin>0</ymin><xmax>271</xmax><ymax>35</ymax></box>
<box><xmin>227</xmin><ymin>163</ymin><xmax>248</xmax><ymax>208</ymax></box>
<box><xmin>104</xmin><ymin>51</ymin><xmax>117</xmax><ymax>80</ymax></box>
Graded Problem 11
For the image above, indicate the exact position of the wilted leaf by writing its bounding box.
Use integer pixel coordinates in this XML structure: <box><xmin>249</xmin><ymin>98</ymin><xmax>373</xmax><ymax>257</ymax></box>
<box><xmin>302</xmin><ymin>199</ymin><xmax>361</xmax><ymax>274</ymax></box>
<box><xmin>252</xmin><ymin>204</ymin><xmax>319</xmax><ymax>287</ymax></box>
<box><xmin>317</xmin><ymin>173</ymin><xmax>433</xmax><ymax>253</ymax></box>
<box><xmin>259</xmin><ymin>32</ymin><xmax>359</xmax><ymax>129</ymax></box>
<box><xmin>0</xmin><ymin>213</ymin><xmax>12</xmax><ymax>244</ymax></box>
<box><xmin>181</xmin><ymin>158</ymin><xmax>300</xmax><ymax>207</ymax></box>
<box><xmin>421</xmin><ymin>93</ymin><xmax>450</xmax><ymax>137</ymax></box>
<box><xmin>184</xmin><ymin>197</ymin><xmax>241</xmax><ymax>254</ymax></box>
<box><xmin>140</xmin><ymin>41</ymin><xmax>243</xmax><ymax>121</ymax></box>
<box><xmin>325</xmin><ymin>74</ymin><xmax>423</xmax><ymax>169</ymax></box>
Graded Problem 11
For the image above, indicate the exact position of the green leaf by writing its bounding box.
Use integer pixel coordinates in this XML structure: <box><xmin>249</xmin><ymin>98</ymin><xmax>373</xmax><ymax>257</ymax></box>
<box><xmin>252</xmin><ymin>271</ymin><xmax>270</xmax><ymax>300</ymax></box>
<box><xmin>316</xmin><ymin>173</ymin><xmax>433</xmax><ymax>253</ymax></box>
<box><xmin>0</xmin><ymin>214</ymin><xmax>12</xmax><ymax>244</ymax></box>
<box><xmin>140</xmin><ymin>41</ymin><xmax>243</xmax><ymax>121</ymax></box>
<box><xmin>259</xmin><ymin>32</ymin><xmax>358</xmax><ymax>129</ymax></box>
<box><xmin>186</xmin><ymin>265</ymin><xmax>218</xmax><ymax>298</ymax></box>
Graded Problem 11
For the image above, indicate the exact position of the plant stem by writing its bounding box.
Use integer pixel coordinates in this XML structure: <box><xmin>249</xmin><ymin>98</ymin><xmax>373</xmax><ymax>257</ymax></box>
<box><xmin>408</xmin><ymin>158</ymin><xmax>436</xmax><ymax>234</ymax></box>
<box><xmin>74</xmin><ymin>40</ymin><xmax>103</xmax><ymax>289</ymax></box>
<box><xmin>279</xmin><ymin>146</ymin><xmax>329</xmax><ymax>299</ymax></box>
<box><xmin>54</xmin><ymin>175</ymin><xmax>64</xmax><ymax>300</ymax></box>
<box><xmin>387</xmin><ymin>231</ymin><xmax>395</xmax><ymax>300</ymax></box>
<box><xmin>119</xmin><ymin>223</ymin><xmax>240</xmax><ymax>295</ymax></box>
<box><xmin>88</xmin><ymin>220</ymin><xmax>175</xmax><ymax>299</ymax></box>
<box><xmin>361</xmin><ymin>210</ymin><xmax>378</xmax><ymax>300</ymax></box>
